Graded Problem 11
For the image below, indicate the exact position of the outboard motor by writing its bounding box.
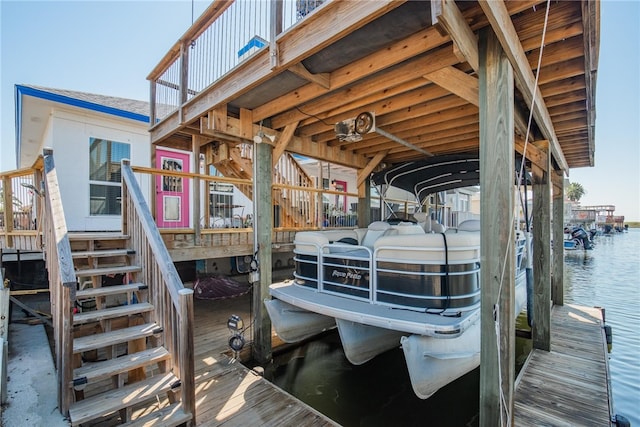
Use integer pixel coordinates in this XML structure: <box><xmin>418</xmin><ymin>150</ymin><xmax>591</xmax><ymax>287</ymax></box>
<box><xmin>564</xmin><ymin>227</ymin><xmax>592</xmax><ymax>250</ymax></box>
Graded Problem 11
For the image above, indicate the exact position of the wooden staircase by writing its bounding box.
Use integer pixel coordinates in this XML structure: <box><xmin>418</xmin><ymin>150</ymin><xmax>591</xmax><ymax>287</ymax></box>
<box><xmin>208</xmin><ymin>141</ymin><xmax>316</xmax><ymax>227</ymax></box>
<box><xmin>39</xmin><ymin>150</ymin><xmax>195</xmax><ymax>426</ymax></box>
<box><xmin>66</xmin><ymin>233</ymin><xmax>190</xmax><ymax>426</ymax></box>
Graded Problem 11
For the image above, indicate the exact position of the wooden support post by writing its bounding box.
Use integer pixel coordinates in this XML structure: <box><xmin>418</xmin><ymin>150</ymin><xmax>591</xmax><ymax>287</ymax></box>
<box><xmin>532</xmin><ymin>142</ymin><xmax>551</xmax><ymax>350</ymax></box>
<box><xmin>357</xmin><ymin>179</ymin><xmax>371</xmax><ymax>228</ymax></box>
<box><xmin>551</xmin><ymin>170</ymin><xmax>564</xmax><ymax>306</ymax></box>
<box><xmin>178</xmin><ymin>41</ymin><xmax>189</xmax><ymax>124</ymax></box>
<box><xmin>479</xmin><ymin>27</ymin><xmax>515</xmax><ymax>426</ymax></box>
<box><xmin>178</xmin><ymin>289</ymin><xmax>196</xmax><ymax>424</ymax></box>
<box><xmin>2</xmin><ymin>177</ymin><xmax>13</xmax><ymax>248</ymax></box>
<box><xmin>192</xmin><ymin>137</ymin><xmax>201</xmax><ymax>245</ymax></box>
<box><xmin>252</xmin><ymin>139</ymin><xmax>273</xmax><ymax>365</ymax></box>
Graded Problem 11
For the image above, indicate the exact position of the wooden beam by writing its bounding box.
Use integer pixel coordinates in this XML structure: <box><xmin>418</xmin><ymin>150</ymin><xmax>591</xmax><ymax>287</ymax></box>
<box><xmin>275</xmin><ymin>0</ymin><xmax>404</xmax><ymax>68</ymax></box>
<box><xmin>272</xmin><ymin>47</ymin><xmax>458</xmax><ymax>130</ymax></box>
<box><xmin>253</xmin><ymin>26</ymin><xmax>451</xmax><ymax>124</ymax></box>
<box><xmin>431</xmin><ymin>0</ymin><xmax>479</xmax><ymax>71</ymax></box>
<box><xmin>239</xmin><ymin>108</ymin><xmax>253</xmax><ymax>141</ymax></box>
<box><xmin>532</xmin><ymin>140</ymin><xmax>551</xmax><ymax>351</ymax></box>
<box><xmin>479</xmin><ymin>27</ymin><xmax>515</xmax><ymax>426</ymax></box>
<box><xmin>479</xmin><ymin>0</ymin><xmax>569</xmax><ymax>172</ymax></box>
<box><xmin>206</xmin><ymin>104</ymin><xmax>227</xmax><ymax>132</ymax></box>
<box><xmin>515</xmin><ymin>138</ymin><xmax>548</xmax><ymax>172</ymax></box>
<box><xmin>424</xmin><ymin>67</ymin><xmax>479</xmax><ymax>106</ymax></box>
<box><xmin>252</xmin><ymin>140</ymin><xmax>273</xmax><ymax>365</ymax></box>
<box><xmin>272</xmin><ymin>122</ymin><xmax>299</xmax><ymax>168</ymax></box>
<box><xmin>356</xmin><ymin>151</ymin><xmax>387</xmax><ymax>187</ymax></box>
<box><xmin>225</xmin><ymin>117</ymin><xmax>369</xmax><ymax>169</ymax></box>
<box><xmin>288</xmin><ymin>63</ymin><xmax>330</xmax><ymax>89</ymax></box>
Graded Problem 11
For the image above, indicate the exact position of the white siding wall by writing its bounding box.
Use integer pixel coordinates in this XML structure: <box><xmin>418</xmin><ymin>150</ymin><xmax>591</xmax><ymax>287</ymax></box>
<box><xmin>49</xmin><ymin>109</ymin><xmax>150</xmax><ymax>231</ymax></box>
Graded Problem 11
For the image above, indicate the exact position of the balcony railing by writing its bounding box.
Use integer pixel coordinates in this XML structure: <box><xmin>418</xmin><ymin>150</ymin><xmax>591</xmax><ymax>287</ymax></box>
<box><xmin>0</xmin><ymin>164</ymin><xmax>43</xmax><ymax>250</ymax></box>
<box><xmin>148</xmin><ymin>0</ymin><xmax>326</xmax><ymax>124</ymax></box>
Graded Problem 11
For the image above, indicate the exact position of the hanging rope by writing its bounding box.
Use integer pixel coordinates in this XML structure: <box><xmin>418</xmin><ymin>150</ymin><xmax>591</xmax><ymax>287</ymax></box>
<box><xmin>495</xmin><ymin>1</ymin><xmax>552</xmax><ymax>425</ymax></box>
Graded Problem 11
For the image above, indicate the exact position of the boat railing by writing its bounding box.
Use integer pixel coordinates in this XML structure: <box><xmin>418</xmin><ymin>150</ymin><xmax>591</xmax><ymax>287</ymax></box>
<box><xmin>293</xmin><ymin>233</ymin><xmax>483</xmax><ymax>313</ymax></box>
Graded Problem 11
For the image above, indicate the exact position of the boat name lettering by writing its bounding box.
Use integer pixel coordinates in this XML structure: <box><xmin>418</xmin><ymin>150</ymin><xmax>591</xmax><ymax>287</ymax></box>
<box><xmin>332</xmin><ymin>270</ymin><xmax>362</xmax><ymax>280</ymax></box>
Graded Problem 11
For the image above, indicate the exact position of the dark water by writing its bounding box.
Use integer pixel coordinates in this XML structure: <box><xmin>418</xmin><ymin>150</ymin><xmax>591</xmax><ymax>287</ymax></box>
<box><xmin>269</xmin><ymin>229</ymin><xmax>640</xmax><ymax>426</ymax></box>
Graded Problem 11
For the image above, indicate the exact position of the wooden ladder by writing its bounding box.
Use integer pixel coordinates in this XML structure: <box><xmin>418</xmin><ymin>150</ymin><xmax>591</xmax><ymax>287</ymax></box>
<box><xmin>66</xmin><ymin>233</ymin><xmax>191</xmax><ymax>426</ymax></box>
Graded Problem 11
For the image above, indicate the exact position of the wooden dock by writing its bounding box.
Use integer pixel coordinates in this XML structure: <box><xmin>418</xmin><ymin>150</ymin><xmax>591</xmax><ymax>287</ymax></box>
<box><xmin>189</xmin><ymin>292</ymin><xmax>339</xmax><ymax>426</ymax></box>
<box><xmin>514</xmin><ymin>304</ymin><xmax>613</xmax><ymax>426</ymax></box>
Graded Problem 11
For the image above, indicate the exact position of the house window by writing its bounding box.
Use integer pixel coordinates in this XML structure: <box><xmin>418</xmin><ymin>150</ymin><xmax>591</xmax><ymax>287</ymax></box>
<box><xmin>89</xmin><ymin>138</ymin><xmax>130</xmax><ymax>215</ymax></box>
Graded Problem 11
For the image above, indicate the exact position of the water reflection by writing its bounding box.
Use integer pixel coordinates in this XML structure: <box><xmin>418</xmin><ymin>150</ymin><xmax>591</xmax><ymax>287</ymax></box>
<box><xmin>272</xmin><ymin>332</ymin><xmax>480</xmax><ymax>427</ymax></box>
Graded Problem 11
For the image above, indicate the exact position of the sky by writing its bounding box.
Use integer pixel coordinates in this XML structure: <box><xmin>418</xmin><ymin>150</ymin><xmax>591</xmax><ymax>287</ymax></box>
<box><xmin>1</xmin><ymin>0</ymin><xmax>639</xmax><ymax>221</ymax></box>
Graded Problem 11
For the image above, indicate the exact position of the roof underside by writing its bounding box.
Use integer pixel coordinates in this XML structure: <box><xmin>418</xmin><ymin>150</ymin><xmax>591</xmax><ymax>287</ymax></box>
<box><xmin>150</xmin><ymin>0</ymin><xmax>599</xmax><ymax>173</ymax></box>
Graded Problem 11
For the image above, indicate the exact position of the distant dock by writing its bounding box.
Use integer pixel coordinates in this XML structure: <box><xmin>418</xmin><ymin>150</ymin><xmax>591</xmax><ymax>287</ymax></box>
<box><xmin>514</xmin><ymin>304</ymin><xmax>613</xmax><ymax>425</ymax></box>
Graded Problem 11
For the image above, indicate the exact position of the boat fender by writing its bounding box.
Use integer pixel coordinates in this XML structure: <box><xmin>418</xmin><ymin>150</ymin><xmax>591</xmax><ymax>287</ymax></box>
<box><xmin>229</xmin><ymin>334</ymin><xmax>245</xmax><ymax>352</ymax></box>
<box><xmin>614</xmin><ymin>414</ymin><xmax>631</xmax><ymax>427</ymax></box>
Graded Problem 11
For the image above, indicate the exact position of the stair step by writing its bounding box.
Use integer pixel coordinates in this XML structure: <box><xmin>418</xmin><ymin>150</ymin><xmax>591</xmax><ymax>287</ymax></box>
<box><xmin>75</xmin><ymin>265</ymin><xmax>142</xmax><ymax>278</ymax></box>
<box><xmin>68</xmin><ymin>372</ymin><xmax>180</xmax><ymax>426</ymax></box>
<box><xmin>121</xmin><ymin>402</ymin><xmax>191</xmax><ymax>427</ymax></box>
<box><xmin>73</xmin><ymin>347</ymin><xmax>170</xmax><ymax>386</ymax></box>
<box><xmin>76</xmin><ymin>283</ymin><xmax>147</xmax><ymax>299</ymax></box>
<box><xmin>72</xmin><ymin>248</ymin><xmax>136</xmax><ymax>259</ymax></box>
<box><xmin>68</xmin><ymin>232</ymin><xmax>129</xmax><ymax>241</ymax></box>
<box><xmin>73</xmin><ymin>302</ymin><xmax>154</xmax><ymax>325</ymax></box>
<box><xmin>74</xmin><ymin>322</ymin><xmax>161</xmax><ymax>354</ymax></box>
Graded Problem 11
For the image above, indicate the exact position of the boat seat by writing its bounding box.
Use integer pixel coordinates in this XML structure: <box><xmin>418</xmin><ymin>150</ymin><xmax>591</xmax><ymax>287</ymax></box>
<box><xmin>447</xmin><ymin>219</ymin><xmax>481</xmax><ymax>233</ymax></box>
<box><xmin>392</xmin><ymin>221</ymin><xmax>425</xmax><ymax>235</ymax></box>
<box><xmin>374</xmin><ymin>232</ymin><xmax>480</xmax><ymax>262</ymax></box>
<box><xmin>458</xmin><ymin>219</ymin><xmax>480</xmax><ymax>231</ymax></box>
<box><xmin>361</xmin><ymin>221</ymin><xmax>394</xmax><ymax>249</ymax></box>
<box><xmin>413</xmin><ymin>212</ymin><xmax>430</xmax><ymax>232</ymax></box>
<box><xmin>294</xmin><ymin>230</ymin><xmax>359</xmax><ymax>254</ymax></box>
<box><xmin>430</xmin><ymin>221</ymin><xmax>446</xmax><ymax>233</ymax></box>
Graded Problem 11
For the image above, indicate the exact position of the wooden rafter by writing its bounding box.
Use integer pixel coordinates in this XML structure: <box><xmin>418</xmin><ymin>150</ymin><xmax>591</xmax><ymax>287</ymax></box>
<box><xmin>478</xmin><ymin>0</ymin><xmax>569</xmax><ymax>172</ymax></box>
<box><xmin>431</xmin><ymin>0</ymin><xmax>479</xmax><ymax>71</ymax></box>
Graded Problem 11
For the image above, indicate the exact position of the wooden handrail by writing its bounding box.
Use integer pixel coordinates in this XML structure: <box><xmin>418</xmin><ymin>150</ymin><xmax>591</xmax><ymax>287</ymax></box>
<box><xmin>121</xmin><ymin>159</ymin><xmax>196</xmax><ymax>422</ymax></box>
<box><xmin>41</xmin><ymin>148</ymin><xmax>76</xmax><ymax>416</ymax></box>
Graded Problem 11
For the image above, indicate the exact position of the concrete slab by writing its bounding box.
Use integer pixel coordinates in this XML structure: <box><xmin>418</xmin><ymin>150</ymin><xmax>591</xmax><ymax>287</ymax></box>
<box><xmin>2</xmin><ymin>323</ymin><xmax>69</xmax><ymax>426</ymax></box>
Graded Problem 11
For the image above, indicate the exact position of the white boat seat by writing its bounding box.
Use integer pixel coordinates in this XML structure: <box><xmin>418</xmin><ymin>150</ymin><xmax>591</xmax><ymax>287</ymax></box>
<box><xmin>361</xmin><ymin>221</ymin><xmax>393</xmax><ymax>249</ymax></box>
<box><xmin>430</xmin><ymin>221</ymin><xmax>446</xmax><ymax>233</ymax></box>
<box><xmin>294</xmin><ymin>230</ymin><xmax>359</xmax><ymax>253</ymax></box>
<box><xmin>392</xmin><ymin>221</ymin><xmax>425</xmax><ymax>235</ymax></box>
<box><xmin>374</xmin><ymin>232</ymin><xmax>480</xmax><ymax>262</ymax></box>
<box><xmin>458</xmin><ymin>219</ymin><xmax>481</xmax><ymax>232</ymax></box>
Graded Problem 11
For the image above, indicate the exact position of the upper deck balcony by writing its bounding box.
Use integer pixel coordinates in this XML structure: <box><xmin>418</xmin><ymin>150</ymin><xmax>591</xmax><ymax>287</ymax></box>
<box><xmin>147</xmin><ymin>0</ymin><xmax>599</xmax><ymax>172</ymax></box>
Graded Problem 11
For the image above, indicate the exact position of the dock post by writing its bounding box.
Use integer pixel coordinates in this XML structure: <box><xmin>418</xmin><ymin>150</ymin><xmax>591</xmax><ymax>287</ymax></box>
<box><xmin>551</xmin><ymin>170</ymin><xmax>564</xmax><ymax>306</ymax></box>
<box><xmin>478</xmin><ymin>27</ymin><xmax>516</xmax><ymax>426</ymax></box>
<box><xmin>532</xmin><ymin>141</ymin><xmax>551</xmax><ymax>351</ymax></box>
<box><xmin>252</xmin><ymin>133</ymin><xmax>273</xmax><ymax>365</ymax></box>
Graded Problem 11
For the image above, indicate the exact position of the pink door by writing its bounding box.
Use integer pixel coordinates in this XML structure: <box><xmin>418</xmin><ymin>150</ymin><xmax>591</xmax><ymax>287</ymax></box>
<box><xmin>156</xmin><ymin>150</ymin><xmax>190</xmax><ymax>228</ymax></box>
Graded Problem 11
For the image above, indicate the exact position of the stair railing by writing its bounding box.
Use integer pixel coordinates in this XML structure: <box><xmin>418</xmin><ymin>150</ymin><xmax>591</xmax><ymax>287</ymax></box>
<box><xmin>41</xmin><ymin>148</ymin><xmax>77</xmax><ymax>416</ymax></box>
<box><xmin>121</xmin><ymin>159</ymin><xmax>195</xmax><ymax>423</ymax></box>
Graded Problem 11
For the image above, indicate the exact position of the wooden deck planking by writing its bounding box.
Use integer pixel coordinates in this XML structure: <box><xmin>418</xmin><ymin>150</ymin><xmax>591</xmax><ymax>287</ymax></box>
<box><xmin>190</xmin><ymin>293</ymin><xmax>339</xmax><ymax>426</ymax></box>
<box><xmin>514</xmin><ymin>304</ymin><xmax>612</xmax><ymax>426</ymax></box>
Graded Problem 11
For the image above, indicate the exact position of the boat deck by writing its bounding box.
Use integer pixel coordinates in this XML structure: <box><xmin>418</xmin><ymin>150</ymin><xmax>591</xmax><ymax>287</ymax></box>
<box><xmin>514</xmin><ymin>304</ymin><xmax>613</xmax><ymax>426</ymax></box>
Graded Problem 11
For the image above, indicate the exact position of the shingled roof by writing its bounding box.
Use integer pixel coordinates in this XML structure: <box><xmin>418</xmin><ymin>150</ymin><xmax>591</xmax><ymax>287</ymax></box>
<box><xmin>18</xmin><ymin>84</ymin><xmax>151</xmax><ymax>121</ymax></box>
